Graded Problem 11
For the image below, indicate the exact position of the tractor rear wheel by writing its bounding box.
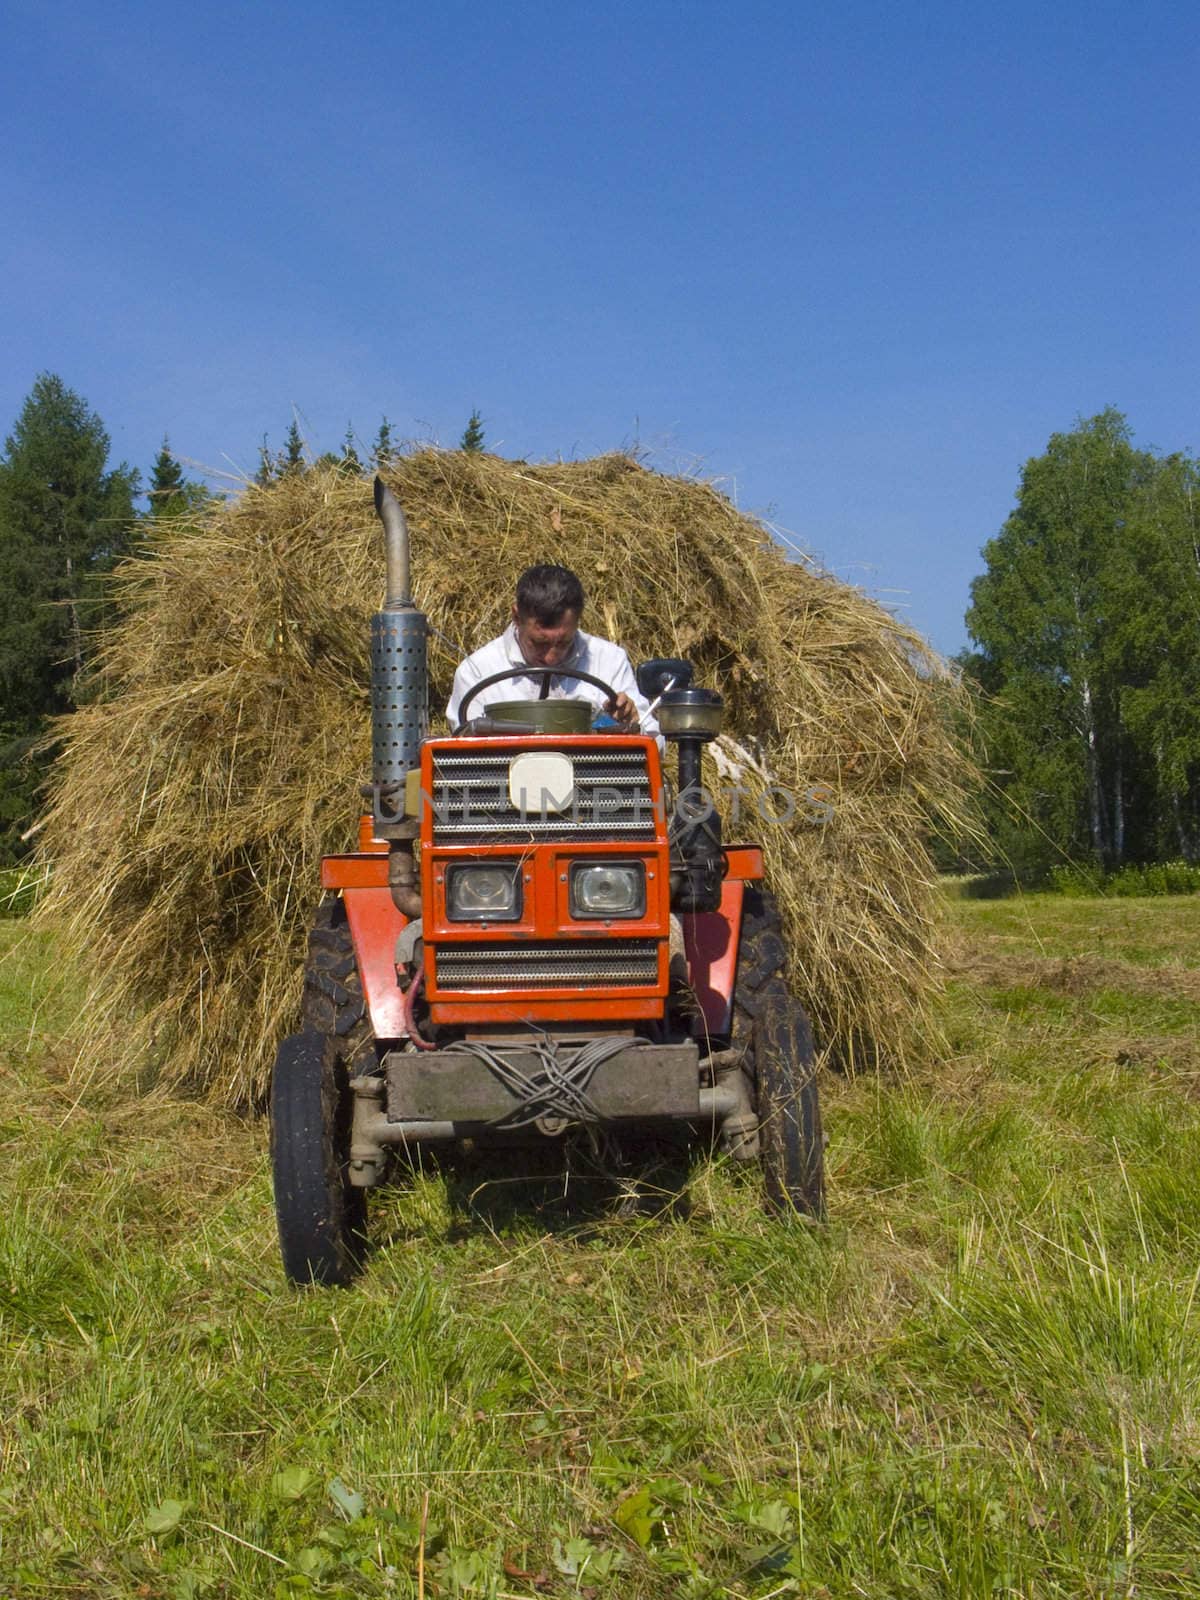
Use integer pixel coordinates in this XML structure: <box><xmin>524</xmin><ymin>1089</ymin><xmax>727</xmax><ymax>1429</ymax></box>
<box><xmin>732</xmin><ymin>886</ymin><xmax>825</xmax><ymax>1217</ymax></box>
<box><xmin>271</xmin><ymin>1028</ymin><xmax>366</xmax><ymax>1286</ymax></box>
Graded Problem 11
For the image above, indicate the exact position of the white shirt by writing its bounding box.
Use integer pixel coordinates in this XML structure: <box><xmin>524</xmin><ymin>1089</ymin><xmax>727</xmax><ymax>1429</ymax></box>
<box><xmin>447</xmin><ymin>623</ymin><xmax>662</xmax><ymax>745</ymax></box>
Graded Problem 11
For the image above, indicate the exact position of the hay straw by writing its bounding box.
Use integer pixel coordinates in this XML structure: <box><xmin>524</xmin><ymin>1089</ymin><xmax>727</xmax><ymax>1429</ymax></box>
<box><xmin>36</xmin><ymin>451</ymin><xmax>976</xmax><ymax>1106</ymax></box>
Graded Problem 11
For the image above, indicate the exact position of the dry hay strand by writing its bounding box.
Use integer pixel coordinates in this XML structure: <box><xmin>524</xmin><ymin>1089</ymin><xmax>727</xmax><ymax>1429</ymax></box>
<box><xmin>36</xmin><ymin>451</ymin><xmax>976</xmax><ymax>1107</ymax></box>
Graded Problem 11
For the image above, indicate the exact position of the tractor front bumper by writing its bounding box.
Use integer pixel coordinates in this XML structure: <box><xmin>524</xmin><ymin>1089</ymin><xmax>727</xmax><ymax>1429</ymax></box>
<box><xmin>345</xmin><ymin>1039</ymin><xmax>753</xmax><ymax>1184</ymax></box>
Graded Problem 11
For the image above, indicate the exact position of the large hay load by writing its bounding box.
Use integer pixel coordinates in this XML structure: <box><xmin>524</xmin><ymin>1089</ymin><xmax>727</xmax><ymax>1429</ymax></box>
<box><xmin>37</xmin><ymin>451</ymin><xmax>970</xmax><ymax>1108</ymax></box>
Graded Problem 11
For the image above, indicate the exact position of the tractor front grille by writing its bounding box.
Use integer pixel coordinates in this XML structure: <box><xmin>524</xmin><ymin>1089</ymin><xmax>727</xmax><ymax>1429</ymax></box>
<box><xmin>429</xmin><ymin>749</ymin><xmax>657</xmax><ymax>844</ymax></box>
<box><xmin>434</xmin><ymin>939</ymin><xmax>659</xmax><ymax>991</ymax></box>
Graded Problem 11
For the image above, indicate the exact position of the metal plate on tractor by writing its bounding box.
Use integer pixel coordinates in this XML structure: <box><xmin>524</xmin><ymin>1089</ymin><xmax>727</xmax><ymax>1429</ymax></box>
<box><xmin>385</xmin><ymin>1041</ymin><xmax>700</xmax><ymax>1123</ymax></box>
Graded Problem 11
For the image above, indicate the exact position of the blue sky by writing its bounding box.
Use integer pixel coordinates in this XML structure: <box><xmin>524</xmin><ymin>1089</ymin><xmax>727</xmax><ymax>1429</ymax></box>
<box><xmin>3</xmin><ymin>0</ymin><xmax>1196</xmax><ymax>656</ymax></box>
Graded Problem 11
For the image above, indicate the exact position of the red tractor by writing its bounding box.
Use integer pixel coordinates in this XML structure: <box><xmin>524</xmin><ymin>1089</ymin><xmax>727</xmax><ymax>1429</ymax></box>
<box><xmin>270</xmin><ymin>480</ymin><xmax>823</xmax><ymax>1285</ymax></box>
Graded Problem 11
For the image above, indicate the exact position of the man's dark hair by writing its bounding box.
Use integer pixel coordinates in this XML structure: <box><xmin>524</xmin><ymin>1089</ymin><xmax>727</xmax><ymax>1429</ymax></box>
<box><xmin>515</xmin><ymin>564</ymin><xmax>585</xmax><ymax>625</ymax></box>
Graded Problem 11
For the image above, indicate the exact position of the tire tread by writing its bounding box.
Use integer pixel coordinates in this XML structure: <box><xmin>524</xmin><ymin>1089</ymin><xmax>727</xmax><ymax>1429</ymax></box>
<box><xmin>731</xmin><ymin>886</ymin><xmax>825</xmax><ymax>1216</ymax></box>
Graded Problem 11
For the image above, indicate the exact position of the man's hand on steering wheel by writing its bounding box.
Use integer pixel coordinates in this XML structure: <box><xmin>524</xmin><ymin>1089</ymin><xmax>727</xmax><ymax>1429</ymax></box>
<box><xmin>608</xmin><ymin>692</ymin><xmax>639</xmax><ymax>729</ymax></box>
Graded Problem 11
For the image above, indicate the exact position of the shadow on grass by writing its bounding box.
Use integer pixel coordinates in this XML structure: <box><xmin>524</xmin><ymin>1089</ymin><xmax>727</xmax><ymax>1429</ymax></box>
<box><xmin>376</xmin><ymin>1128</ymin><xmax>701</xmax><ymax>1246</ymax></box>
<box><xmin>956</xmin><ymin>871</ymin><xmax>1020</xmax><ymax>899</ymax></box>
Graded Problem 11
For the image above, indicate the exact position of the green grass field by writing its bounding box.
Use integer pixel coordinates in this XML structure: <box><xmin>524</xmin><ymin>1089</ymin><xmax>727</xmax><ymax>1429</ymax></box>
<box><xmin>2</xmin><ymin>892</ymin><xmax>1199</xmax><ymax>1598</ymax></box>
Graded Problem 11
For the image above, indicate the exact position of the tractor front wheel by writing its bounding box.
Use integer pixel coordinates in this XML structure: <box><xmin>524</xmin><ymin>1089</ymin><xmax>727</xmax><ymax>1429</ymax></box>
<box><xmin>270</xmin><ymin>1029</ymin><xmax>367</xmax><ymax>1286</ymax></box>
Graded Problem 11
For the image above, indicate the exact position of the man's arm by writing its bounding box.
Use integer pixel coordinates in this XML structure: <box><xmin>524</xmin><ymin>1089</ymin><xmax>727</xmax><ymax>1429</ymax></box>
<box><xmin>446</xmin><ymin>657</ymin><xmax>484</xmax><ymax>729</ymax></box>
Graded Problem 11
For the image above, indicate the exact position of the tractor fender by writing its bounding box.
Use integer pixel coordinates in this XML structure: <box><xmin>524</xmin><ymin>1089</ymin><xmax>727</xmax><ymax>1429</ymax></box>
<box><xmin>321</xmin><ymin>854</ymin><xmax>409</xmax><ymax>1040</ymax></box>
<box><xmin>681</xmin><ymin>878</ymin><xmax>745</xmax><ymax>1037</ymax></box>
<box><xmin>682</xmin><ymin>846</ymin><xmax>764</xmax><ymax>1036</ymax></box>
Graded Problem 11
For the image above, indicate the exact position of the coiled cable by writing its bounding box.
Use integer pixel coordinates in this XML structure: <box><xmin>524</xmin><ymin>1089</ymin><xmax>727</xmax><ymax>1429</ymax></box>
<box><xmin>439</xmin><ymin>1032</ymin><xmax>644</xmax><ymax>1131</ymax></box>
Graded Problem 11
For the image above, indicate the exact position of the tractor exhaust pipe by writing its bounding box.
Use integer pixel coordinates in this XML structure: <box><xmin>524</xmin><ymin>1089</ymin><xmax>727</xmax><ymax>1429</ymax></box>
<box><xmin>374</xmin><ymin>474</ymin><xmax>413</xmax><ymax>609</ymax></box>
<box><xmin>370</xmin><ymin>476</ymin><xmax>428</xmax><ymax>798</ymax></box>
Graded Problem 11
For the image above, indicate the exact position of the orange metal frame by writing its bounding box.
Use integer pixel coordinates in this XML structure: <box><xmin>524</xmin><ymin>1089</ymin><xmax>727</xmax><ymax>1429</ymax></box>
<box><xmin>419</xmin><ymin>734</ymin><xmax>669</xmax><ymax>1023</ymax></box>
<box><xmin>319</xmin><ymin>733</ymin><xmax>765</xmax><ymax>1041</ymax></box>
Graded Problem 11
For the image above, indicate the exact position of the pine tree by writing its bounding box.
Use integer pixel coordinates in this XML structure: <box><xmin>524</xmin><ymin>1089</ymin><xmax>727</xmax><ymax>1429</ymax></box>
<box><xmin>281</xmin><ymin>419</ymin><xmax>305</xmax><ymax>476</ymax></box>
<box><xmin>340</xmin><ymin>425</ymin><xmax>361</xmax><ymax>475</ymax></box>
<box><xmin>460</xmin><ymin>409</ymin><xmax>485</xmax><ymax>453</ymax></box>
<box><xmin>372</xmin><ymin>417</ymin><xmax>395</xmax><ymax>467</ymax></box>
<box><xmin>0</xmin><ymin>374</ymin><xmax>138</xmax><ymax>857</ymax></box>
<box><xmin>145</xmin><ymin>437</ymin><xmax>210</xmax><ymax>522</ymax></box>
<box><xmin>146</xmin><ymin>437</ymin><xmax>186</xmax><ymax>519</ymax></box>
<box><xmin>255</xmin><ymin>434</ymin><xmax>276</xmax><ymax>486</ymax></box>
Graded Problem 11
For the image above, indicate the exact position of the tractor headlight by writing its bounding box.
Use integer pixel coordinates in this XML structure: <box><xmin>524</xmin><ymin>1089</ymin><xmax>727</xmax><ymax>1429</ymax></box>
<box><xmin>569</xmin><ymin>861</ymin><xmax>645</xmax><ymax>919</ymax></box>
<box><xmin>446</xmin><ymin>862</ymin><xmax>522</xmax><ymax>922</ymax></box>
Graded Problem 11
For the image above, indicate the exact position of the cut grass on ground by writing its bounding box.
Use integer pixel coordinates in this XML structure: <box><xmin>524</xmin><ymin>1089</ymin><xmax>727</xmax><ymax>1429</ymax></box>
<box><xmin>950</xmin><ymin>889</ymin><xmax>1200</xmax><ymax>968</ymax></box>
<box><xmin>2</xmin><ymin>895</ymin><xmax>1199</xmax><ymax>1598</ymax></box>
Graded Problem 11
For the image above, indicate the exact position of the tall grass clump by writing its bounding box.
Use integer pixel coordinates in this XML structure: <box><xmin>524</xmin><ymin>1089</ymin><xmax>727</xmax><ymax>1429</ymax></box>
<box><xmin>35</xmin><ymin>451</ymin><xmax>976</xmax><ymax>1105</ymax></box>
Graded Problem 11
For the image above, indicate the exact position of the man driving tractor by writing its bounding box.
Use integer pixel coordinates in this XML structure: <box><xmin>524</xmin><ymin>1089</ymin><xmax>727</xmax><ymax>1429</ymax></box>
<box><xmin>446</xmin><ymin>563</ymin><xmax>661</xmax><ymax>741</ymax></box>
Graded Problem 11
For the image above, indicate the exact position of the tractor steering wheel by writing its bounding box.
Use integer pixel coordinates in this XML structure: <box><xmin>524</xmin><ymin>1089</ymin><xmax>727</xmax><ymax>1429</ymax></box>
<box><xmin>456</xmin><ymin>664</ymin><xmax>622</xmax><ymax>726</ymax></box>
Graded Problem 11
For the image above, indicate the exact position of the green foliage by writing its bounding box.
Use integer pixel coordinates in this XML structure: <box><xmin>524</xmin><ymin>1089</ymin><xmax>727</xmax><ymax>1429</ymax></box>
<box><xmin>281</xmin><ymin>420</ymin><xmax>305</xmax><ymax>476</ymax></box>
<box><xmin>255</xmin><ymin>420</ymin><xmax>309</xmax><ymax>485</ymax></box>
<box><xmin>256</xmin><ymin>431</ymin><xmax>276</xmax><ymax>486</ymax></box>
<box><xmin>145</xmin><ymin>436</ymin><xmax>209</xmax><ymax>522</ymax></box>
<box><xmin>0</xmin><ymin>374</ymin><xmax>138</xmax><ymax>859</ymax></box>
<box><xmin>339</xmin><ymin>424</ymin><xmax>361</xmax><ymax>475</ymax></box>
<box><xmin>0</xmin><ymin>724</ymin><xmax>41</xmax><ymax>866</ymax></box>
<box><xmin>144</xmin><ymin>1497</ymin><xmax>186</xmax><ymax>1536</ymax></box>
<box><xmin>0</xmin><ymin>374</ymin><xmax>138</xmax><ymax>708</ymax></box>
<box><xmin>966</xmin><ymin>410</ymin><xmax>1200</xmax><ymax>875</ymax></box>
<box><xmin>1116</xmin><ymin>451</ymin><xmax>1200</xmax><ymax>860</ymax></box>
<box><xmin>313</xmin><ymin>427</ymin><xmax>364</xmax><ymax>478</ymax></box>
<box><xmin>1049</xmin><ymin>859</ymin><xmax>1200</xmax><ymax>897</ymax></box>
<box><xmin>372</xmin><ymin>416</ymin><xmax>395</xmax><ymax>467</ymax></box>
<box><xmin>460</xmin><ymin>409</ymin><xmax>485</xmax><ymax>453</ymax></box>
<box><xmin>147</xmin><ymin>436</ymin><xmax>184</xmax><ymax>513</ymax></box>
<box><xmin>1046</xmin><ymin>861</ymin><xmax>1110</xmax><ymax>897</ymax></box>
<box><xmin>0</xmin><ymin>863</ymin><xmax>46</xmax><ymax>916</ymax></box>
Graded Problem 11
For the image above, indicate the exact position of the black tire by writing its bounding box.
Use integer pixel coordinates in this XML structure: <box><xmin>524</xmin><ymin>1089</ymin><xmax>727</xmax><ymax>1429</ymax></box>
<box><xmin>271</xmin><ymin>1028</ymin><xmax>367</xmax><ymax>1286</ymax></box>
<box><xmin>271</xmin><ymin>895</ymin><xmax>374</xmax><ymax>1286</ymax></box>
<box><xmin>731</xmin><ymin>886</ymin><xmax>825</xmax><ymax>1217</ymax></box>
<box><xmin>300</xmin><ymin>896</ymin><xmax>374</xmax><ymax>1074</ymax></box>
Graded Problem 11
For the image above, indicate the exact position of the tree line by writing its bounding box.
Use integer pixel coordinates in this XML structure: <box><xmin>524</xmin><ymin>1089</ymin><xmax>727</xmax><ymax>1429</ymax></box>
<box><xmin>0</xmin><ymin>374</ymin><xmax>486</xmax><ymax>863</ymax></box>
<box><xmin>961</xmin><ymin>409</ymin><xmax>1200</xmax><ymax>876</ymax></box>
